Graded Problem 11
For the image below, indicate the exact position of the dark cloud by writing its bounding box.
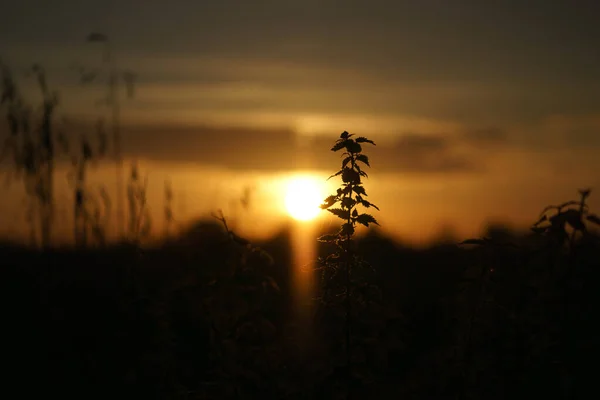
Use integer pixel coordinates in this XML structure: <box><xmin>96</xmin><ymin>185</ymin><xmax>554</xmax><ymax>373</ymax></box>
<box><xmin>460</xmin><ymin>127</ymin><xmax>509</xmax><ymax>147</ymax></box>
<box><xmin>300</xmin><ymin>132</ymin><xmax>483</xmax><ymax>174</ymax></box>
<box><xmin>110</xmin><ymin>125</ymin><xmax>484</xmax><ymax>174</ymax></box>
<box><xmin>2</xmin><ymin>0</ymin><xmax>600</xmax><ymax>85</ymax></box>
<box><xmin>119</xmin><ymin>124</ymin><xmax>300</xmax><ymax>170</ymax></box>
<box><xmin>2</xmin><ymin>1</ymin><xmax>600</xmax><ymax>131</ymax></box>
<box><xmin>370</xmin><ymin>133</ymin><xmax>481</xmax><ymax>174</ymax></box>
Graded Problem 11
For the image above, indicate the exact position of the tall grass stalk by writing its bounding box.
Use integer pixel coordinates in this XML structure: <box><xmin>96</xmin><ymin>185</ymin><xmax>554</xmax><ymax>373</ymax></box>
<box><xmin>84</xmin><ymin>33</ymin><xmax>136</xmax><ymax>240</ymax></box>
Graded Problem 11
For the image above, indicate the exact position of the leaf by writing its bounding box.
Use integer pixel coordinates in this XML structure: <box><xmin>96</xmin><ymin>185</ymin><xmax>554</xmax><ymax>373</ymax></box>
<box><xmin>533</xmin><ymin>214</ymin><xmax>547</xmax><ymax>227</ymax></box>
<box><xmin>331</xmin><ymin>140</ymin><xmax>347</xmax><ymax>152</ymax></box>
<box><xmin>342</xmin><ymin>156</ymin><xmax>352</xmax><ymax>169</ymax></box>
<box><xmin>355</xmin><ymin>214</ymin><xmax>379</xmax><ymax>227</ymax></box>
<box><xmin>327</xmin><ymin>170</ymin><xmax>343</xmax><ymax>180</ymax></box>
<box><xmin>360</xmin><ymin>199</ymin><xmax>380</xmax><ymax>210</ymax></box>
<box><xmin>586</xmin><ymin>214</ymin><xmax>600</xmax><ymax>226</ymax></box>
<box><xmin>341</xmin><ymin>197</ymin><xmax>355</xmax><ymax>209</ymax></box>
<box><xmin>356</xmin><ymin>154</ymin><xmax>370</xmax><ymax>167</ymax></box>
<box><xmin>558</xmin><ymin>200</ymin><xmax>579</xmax><ymax>210</ymax></box>
<box><xmin>353</xmin><ymin>186</ymin><xmax>367</xmax><ymax>196</ymax></box>
<box><xmin>340</xmin><ymin>223</ymin><xmax>355</xmax><ymax>236</ymax></box>
<box><xmin>352</xmin><ymin>209</ymin><xmax>358</xmax><ymax>217</ymax></box>
<box><xmin>355</xmin><ymin>137</ymin><xmax>375</xmax><ymax>145</ymax></box>
<box><xmin>318</xmin><ymin>234</ymin><xmax>338</xmax><ymax>243</ymax></box>
<box><xmin>345</xmin><ymin>140</ymin><xmax>362</xmax><ymax>153</ymax></box>
<box><xmin>563</xmin><ymin>209</ymin><xmax>585</xmax><ymax>231</ymax></box>
<box><xmin>328</xmin><ymin>208</ymin><xmax>350</xmax><ymax>220</ymax></box>
<box><xmin>340</xmin><ymin>131</ymin><xmax>350</xmax><ymax>139</ymax></box>
<box><xmin>321</xmin><ymin>195</ymin><xmax>338</xmax><ymax>209</ymax></box>
<box><xmin>342</xmin><ymin>168</ymin><xmax>360</xmax><ymax>184</ymax></box>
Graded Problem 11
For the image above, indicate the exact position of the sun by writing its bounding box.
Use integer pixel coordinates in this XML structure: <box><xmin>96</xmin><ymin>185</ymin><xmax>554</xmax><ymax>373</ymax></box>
<box><xmin>284</xmin><ymin>176</ymin><xmax>323</xmax><ymax>221</ymax></box>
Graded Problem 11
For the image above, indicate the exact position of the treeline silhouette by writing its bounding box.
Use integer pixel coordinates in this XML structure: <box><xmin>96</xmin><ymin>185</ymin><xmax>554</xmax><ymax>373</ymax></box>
<box><xmin>1</xmin><ymin>215</ymin><xmax>599</xmax><ymax>399</ymax></box>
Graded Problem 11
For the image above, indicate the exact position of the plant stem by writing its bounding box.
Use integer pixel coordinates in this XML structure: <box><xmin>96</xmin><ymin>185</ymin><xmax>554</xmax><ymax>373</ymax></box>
<box><xmin>345</xmin><ymin>156</ymin><xmax>355</xmax><ymax>398</ymax></box>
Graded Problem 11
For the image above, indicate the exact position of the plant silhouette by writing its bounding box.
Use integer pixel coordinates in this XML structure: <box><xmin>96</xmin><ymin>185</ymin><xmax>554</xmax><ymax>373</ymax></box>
<box><xmin>317</xmin><ymin>131</ymin><xmax>380</xmax><ymax>397</ymax></box>
<box><xmin>0</xmin><ymin>62</ymin><xmax>60</xmax><ymax>248</ymax></box>
<box><xmin>78</xmin><ymin>32</ymin><xmax>137</xmax><ymax>240</ymax></box>
<box><xmin>127</xmin><ymin>162</ymin><xmax>151</xmax><ymax>244</ymax></box>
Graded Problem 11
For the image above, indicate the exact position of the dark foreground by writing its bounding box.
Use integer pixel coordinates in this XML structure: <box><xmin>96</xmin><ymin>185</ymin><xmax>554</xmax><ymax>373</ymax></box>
<box><xmin>1</xmin><ymin>221</ymin><xmax>598</xmax><ymax>399</ymax></box>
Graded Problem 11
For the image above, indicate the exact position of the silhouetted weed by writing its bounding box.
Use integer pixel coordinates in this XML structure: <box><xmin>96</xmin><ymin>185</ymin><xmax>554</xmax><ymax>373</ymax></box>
<box><xmin>317</xmin><ymin>131</ymin><xmax>383</xmax><ymax>397</ymax></box>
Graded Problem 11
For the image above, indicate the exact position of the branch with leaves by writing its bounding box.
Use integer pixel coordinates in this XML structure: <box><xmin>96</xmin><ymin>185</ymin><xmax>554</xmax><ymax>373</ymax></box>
<box><xmin>317</xmin><ymin>131</ymin><xmax>380</xmax><ymax>396</ymax></box>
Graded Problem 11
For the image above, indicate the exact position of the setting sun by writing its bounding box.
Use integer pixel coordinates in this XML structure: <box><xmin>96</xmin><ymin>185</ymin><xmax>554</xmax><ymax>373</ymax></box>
<box><xmin>284</xmin><ymin>176</ymin><xmax>324</xmax><ymax>221</ymax></box>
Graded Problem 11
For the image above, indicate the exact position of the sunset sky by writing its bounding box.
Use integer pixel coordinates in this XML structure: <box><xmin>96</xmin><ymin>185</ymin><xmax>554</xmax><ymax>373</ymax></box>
<box><xmin>1</xmin><ymin>0</ymin><xmax>600</xmax><ymax>244</ymax></box>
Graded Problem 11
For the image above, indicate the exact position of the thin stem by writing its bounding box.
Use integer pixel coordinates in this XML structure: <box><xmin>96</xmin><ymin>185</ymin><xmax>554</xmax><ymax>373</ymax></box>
<box><xmin>344</xmin><ymin>153</ymin><xmax>356</xmax><ymax>398</ymax></box>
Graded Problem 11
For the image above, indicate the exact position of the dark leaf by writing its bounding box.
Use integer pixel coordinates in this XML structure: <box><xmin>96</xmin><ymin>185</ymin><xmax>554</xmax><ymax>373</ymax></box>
<box><xmin>321</xmin><ymin>195</ymin><xmax>338</xmax><ymax>209</ymax></box>
<box><xmin>328</xmin><ymin>208</ymin><xmax>350</xmax><ymax>220</ymax></box>
<box><xmin>318</xmin><ymin>234</ymin><xmax>338</xmax><ymax>243</ymax></box>
<box><xmin>352</xmin><ymin>209</ymin><xmax>359</xmax><ymax>217</ymax></box>
<box><xmin>558</xmin><ymin>200</ymin><xmax>579</xmax><ymax>210</ymax></box>
<box><xmin>342</xmin><ymin>168</ymin><xmax>360</xmax><ymax>184</ymax></box>
<box><xmin>355</xmin><ymin>137</ymin><xmax>375</xmax><ymax>145</ymax></box>
<box><xmin>563</xmin><ymin>209</ymin><xmax>585</xmax><ymax>231</ymax></box>
<box><xmin>356</xmin><ymin>214</ymin><xmax>379</xmax><ymax>227</ymax></box>
<box><xmin>341</xmin><ymin>197</ymin><xmax>355</xmax><ymax>209</ymax></box>
<box><xmin>342</xmin><ymin>156</ymin><xmax>352</xmax><ymax>169</ymax></box>
<box><xmin>586</xmin><ymin>214</ymin><xmax>600</xmax><ymax>226</ymax></box>
<box><xmin>341</xmin><ymin>223</ymin><xmax>355</xmax><ymax>236</ymax></box>
<box><xmin>533</xmin><ymin>214</ymin><xmax>547</xmax><ymax>227</ymax></box>
<box><xmin>353</xmin><ymin>186</ymin><xmax>366</xmax><ymax>196</ymax></box>
<box><xmin>340</xmin><ymin>131</ymin><xmax>350</xmax><ymax>139</ymax></box>
<box><xmin>360</xmin><ymin>199</ymin><xmax>380</xmax><ymax>210</ymax></box>
<box><xmin>356</xmin><ymin>154</ymin><xmax>370</xmax><ymax>167</ymax></box>
<box><xmin>327</xmin><ymin>170</ymin><xmax>343</xmax><ymax>180</ymax></box>
<box><xmin>549</xmin><ymin>212</ymin><xmax>567</xmax><ymax>228</ymax></box>
<box><xmin>331</xmin><ymin>140</ymin><xmax>347</xmax><ymax>152</ymax></box>
<box><xmin>345</xmin><ymin>140</ymin><xmax>362</xmax><ymax>153</ymax></box>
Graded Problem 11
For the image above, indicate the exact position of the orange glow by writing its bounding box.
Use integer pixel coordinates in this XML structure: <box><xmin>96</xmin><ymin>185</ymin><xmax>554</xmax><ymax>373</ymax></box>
<box><xmin>284</xmin><ymin>175</ymin><xmax>325</xmax><ymax>221</ymax></box>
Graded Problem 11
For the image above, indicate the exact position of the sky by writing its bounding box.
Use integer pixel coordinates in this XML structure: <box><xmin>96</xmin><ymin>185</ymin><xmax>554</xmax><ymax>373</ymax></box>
<box><xmin>1</xmin><ymin>0</ymin><xmax>600</xmax><ymax>244</ymax></box>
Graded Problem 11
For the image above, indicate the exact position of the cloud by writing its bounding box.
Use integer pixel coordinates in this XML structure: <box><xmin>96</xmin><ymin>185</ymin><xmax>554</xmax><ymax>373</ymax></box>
<box><xmin>112</xmin><ymin>123</ymin><xmax>486</xmax><ymax>174</ymax></box>
<box><xmin>460</xmin><ymin>127</ymin><xmax>508</xmax><ymax>146</ymax></box>
<box><xmin>119</xmin><ymin>124</ymin><xmax>300</xmax><ymax>171</ymax></box>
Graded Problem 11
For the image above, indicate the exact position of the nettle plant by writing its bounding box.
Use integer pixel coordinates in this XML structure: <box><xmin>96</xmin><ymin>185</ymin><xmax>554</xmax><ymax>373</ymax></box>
<box><xmin>319</xmin><ymin>131</ymin><xmax>379</xmax><ymax>244</ymax></box>
<box><xmin>531</xmin><ymin>188</ymin><xmax>600</xmax><ymax>251</ymax></box>
<box><xmin>317</xmin><ymin>131</ymin><xmax>380</xmax><ymax>386</ymax></box>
